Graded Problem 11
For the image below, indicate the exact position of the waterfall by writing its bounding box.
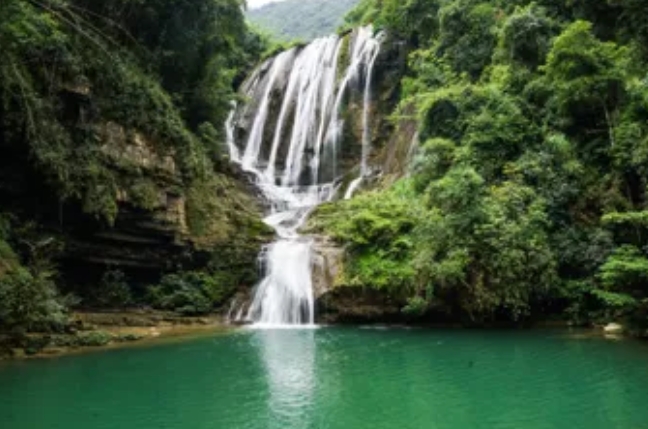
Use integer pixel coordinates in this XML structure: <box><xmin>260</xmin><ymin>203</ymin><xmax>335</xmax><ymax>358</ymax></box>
<box><xmin>344</xmin><ymin>32</ymin><xmax>383</xmax><ymax>200</ymax></box>
<box><xmin>227</xmin><ymin>27</ymin><xmax>382</xmax><ymax>326</ymax></box>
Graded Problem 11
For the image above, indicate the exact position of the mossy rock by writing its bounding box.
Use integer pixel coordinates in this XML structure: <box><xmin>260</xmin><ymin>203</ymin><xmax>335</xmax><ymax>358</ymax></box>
<box><xmin>22</xmin><ymin>336</ymin><xmax>52</xmax><ymax>355</ymax></box>
<box><xmin>74</xmin><ymin>331</ymin><xmax>113</xmax><ymax>347</ymax></box>
<box><xmin>114</xmin><ymin>333</ymin><xmax>144</xmax><ymax>343</ymax></box>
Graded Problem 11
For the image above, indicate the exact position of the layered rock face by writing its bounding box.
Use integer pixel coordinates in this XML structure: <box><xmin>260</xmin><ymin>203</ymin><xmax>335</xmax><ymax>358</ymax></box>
<box><xmin>66</xmin><ymin>122</ymin><xmax>188</xmax><ymax>271</ymax></box>
<box><xmin>0</xmin><ymin>84</ymin><xmax>269</xmax><ymax>294</ymax></box>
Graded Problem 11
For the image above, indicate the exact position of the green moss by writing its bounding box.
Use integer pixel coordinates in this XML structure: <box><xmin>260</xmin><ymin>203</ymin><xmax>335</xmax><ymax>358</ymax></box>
<box><xmin>186</xmin><ymin>173</ymin><xmax>271</xmax><ymax>249</ymax></box>
<box><xmin>186</xmin><ymin>177</ymin><xmax>232</xmax><ymax>242</ymax></box>
<box><xmin>337</xmin><ymin>34</ymin><xmax>352</xmax><ymax>82</ymax></box>
<box><xmin>129</xmin><ymin>179</ymin><xmax>163</xmax><ymax>211</ymax></box>
<box><xmin>0</xmin><ymin>239</ymin><xmax>19</xmax><ymax>274</ymax></box>
<box><xmin>114</xmin><ymin>333</ymin><xmax>144</xmax><ymax>343</ymax></box>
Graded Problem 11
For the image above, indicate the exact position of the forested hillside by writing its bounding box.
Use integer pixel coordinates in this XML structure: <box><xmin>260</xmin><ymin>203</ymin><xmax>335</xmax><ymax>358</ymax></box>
<box><xmin>0</xmin><ymin>0</ymin><xmax>269</xmax><ymax>345</ymax></box>
<box><xmin>247</xmin><ymin>0</ymin><xmax>359</xmax><ymax>41</ymax></box>
<box><xmin>312</xmin><ymin>0</ymin><xmax>648</xmax><ymax>332</ymax></box>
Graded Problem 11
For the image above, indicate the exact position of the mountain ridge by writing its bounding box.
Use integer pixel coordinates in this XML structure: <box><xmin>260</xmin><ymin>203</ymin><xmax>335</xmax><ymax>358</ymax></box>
<box><xmin>247</xmin><ymin>0</ymin><xmax>360</xmax><ymax>41</ymax></box>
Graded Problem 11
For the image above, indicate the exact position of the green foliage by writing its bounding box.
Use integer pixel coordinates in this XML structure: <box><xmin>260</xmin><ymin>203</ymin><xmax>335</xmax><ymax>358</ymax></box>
<box><xmin>402</xmin><ymin>296</ymin><xmax>429</xmax><ymax>317</ymax></box>
<box><xmin>92</xmin><ymin>270</ymin><xmax>133</xmax><ymax>308</ymax></box>
<box><xmin>495</xmin><ymin>3</ymin><xmax>559</xmax><ymax>69</ymax></box>
<box><xmin>542</xmin><ymin>21</ymin><xmax>629</xmax><ymax>122</ymax></box>
<box><xmin>346</xmin><ymin>0</ymin><xmax>440</xmax><ymax>47</ymax></box>
<box><xmin>412</xmin><ymin>138</ymin><xmax>457</xmax><ymax>190</ymax></box>
<box><xmin>598</xmin><ymin>245</ymin><xmax>648</xmax><ymax>292</ymax></box>
<box><xmin>147</xmin><ymin>271</ymin><xmax>229</xmax><ymax>316</ymax></box>
<box><xmin>128</xmin><ymin>179</ymin><xmax>162</xmax><ymax>211</ymax></box>
<box><xmin>0</xmin><ymin>268</ymin><xmax>66</xmax><ymax>334</ymax></box>
<box><xmin>417</xmin><ymin>171</ymin><xmax>556</xmax><ymax>321</ymax></box>
<box><xmin>0</xmin><ymin>219</ymin><xmax>66</xmax><ymax>334</ymax></box>
<box><xmin>311</xmin><ymin>182</ymin><xmax>419</xmax><ymax>293</ymax></box>
<box><xmin>73</xmin><ymin>0</ymin><xmax>263</xmax><ymax>132</ymax></box>
<box><xmin>591</xmin><ymin>289</ymin><xmax>637</xmax><ymax>309</ymax></box>
<box><xmin>338</xmin><ymin>0</ymin><xmax>648</xmax><ymax>327</ymax></box>
<box><xmin>602</xmin><ymin>211</ymin><xmax>648</xmax><ymax>245</ymax></box>
<box><xmin>402</xmin><ymin>52</ymin><xmax>458</xmax><ymax>98</ymax></box>
<box><xmin>437</xmin><ymin>0</ymin><xmax>499</xmax><ymax>79</ymax></box>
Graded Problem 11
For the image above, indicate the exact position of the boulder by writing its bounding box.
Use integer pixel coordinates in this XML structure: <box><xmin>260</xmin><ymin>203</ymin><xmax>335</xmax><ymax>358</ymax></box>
<box><xmin>603</xmin><ymin>322</ymin><xmax>624</xmax><ymax>334</ymax></box>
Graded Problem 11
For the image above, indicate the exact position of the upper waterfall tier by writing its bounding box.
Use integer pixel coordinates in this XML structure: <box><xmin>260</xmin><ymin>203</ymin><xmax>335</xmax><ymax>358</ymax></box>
<box><xmin>229</xmin><ymin>26</ymin><xmax>383</xmax><ymax>189</ymax></box>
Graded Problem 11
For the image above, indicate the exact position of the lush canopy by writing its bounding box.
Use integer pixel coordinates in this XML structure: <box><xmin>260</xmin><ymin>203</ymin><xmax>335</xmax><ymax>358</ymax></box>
<box><xmin>313</xmin><ymin>0</ymin><xmax>648</xmax><ymax>329</ymax></box>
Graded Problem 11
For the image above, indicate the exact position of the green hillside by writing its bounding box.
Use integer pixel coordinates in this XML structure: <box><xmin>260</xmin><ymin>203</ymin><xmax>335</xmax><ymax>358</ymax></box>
<box><xmin>248</xmin><ymin>0</ymin><xmax>360</xmax><ymax>41</ymax></box>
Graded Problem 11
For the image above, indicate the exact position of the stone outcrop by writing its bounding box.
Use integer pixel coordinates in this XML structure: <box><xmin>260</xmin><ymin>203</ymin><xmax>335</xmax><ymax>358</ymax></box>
<box><xmin>310</xmin><ymin>235</ymin><xmax>407</xmax><ymax>324</ymax></box>
<box><xmin>100</xmin><ymin>122</ymin><xmax>177</xmax><ymax>177</ymax></box>
<box><xmin>0</xmin><ymin>82</ymin><xmax>270</xmax><ymax>292</ymax></box>
<box><xmin>376</xmin><ymin>103</ymin><xmax>419</xmax><ymax>182</ymax></box>
<box><xmin>60</xmin><ymin>121</ymin><xmax>270</xmax><ymax>286</ymax></box>
<box><xmin>311</xmin><ymin>235</ymin><xmax>345</xmax><ymax>299</ymax></box>
<box><xmin>316</xmin><ymin>286</ymin><xmax>404</xmax><ymax>324</ymax></box>
<box><xmin>60</xmin><ymin>123</ymin><xmax>189</xmax><ymax>276</ymax></box>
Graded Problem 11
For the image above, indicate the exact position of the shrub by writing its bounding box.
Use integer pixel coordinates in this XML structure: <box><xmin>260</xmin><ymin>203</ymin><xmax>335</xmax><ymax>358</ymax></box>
<box><xmin>0</xmin><ymin>267</ymin><xmax>67</xmax><ymax>334</ymax></box>
<box><xmin>147</xmin><ymin>272</ymin><xmax>228</xmax><ymax>316</ymax></box>
<box><xmin>75</xmin><ymin>331</ymin><xmax>112</xmax><ymax>347</ymax></box>
<box><xmin>402</xmin><ymin>296</ymin><xmax>429</xmax><ymax>317</ymax></box>
<box><xmin>93</xmin><ymin>270</ymin><xmax>133</xmax><ymax>308</ymax></box>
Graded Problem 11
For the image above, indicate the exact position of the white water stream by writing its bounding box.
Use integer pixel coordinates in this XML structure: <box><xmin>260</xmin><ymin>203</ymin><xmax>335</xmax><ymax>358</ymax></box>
<box><xmin>227</xmin><ymin>27</ymin><xmax>382</xmax><ymax>326</ymax></box>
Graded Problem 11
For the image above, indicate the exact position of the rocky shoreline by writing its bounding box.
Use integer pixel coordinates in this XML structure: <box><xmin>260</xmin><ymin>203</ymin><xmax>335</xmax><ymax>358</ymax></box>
<box><xmin>1</xmin><ymin>310</ymin><xmax>232</xmax><ymax>360</ymax></box>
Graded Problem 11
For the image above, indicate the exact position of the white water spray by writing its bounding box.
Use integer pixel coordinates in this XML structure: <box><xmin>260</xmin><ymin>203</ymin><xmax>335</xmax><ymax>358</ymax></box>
<box><xmin>227</xmin><ymin>27</ymin><xmax>382</xmax><ymax>326</ymax></box>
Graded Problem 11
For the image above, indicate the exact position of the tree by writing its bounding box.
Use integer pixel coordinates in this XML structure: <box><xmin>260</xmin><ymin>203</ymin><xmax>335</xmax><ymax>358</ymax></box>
<box><xmin>542</xmin><ymin>20</ymin><xmax>629</xmax><ymax>149</ymax></box>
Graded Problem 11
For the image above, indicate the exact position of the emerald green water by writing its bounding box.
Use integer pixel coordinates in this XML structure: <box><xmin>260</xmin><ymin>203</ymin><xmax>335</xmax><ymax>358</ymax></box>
<box><xmin>2</xmin><ymin>328</ymin><xmax>648</xmax><ymax>429</ymax></box>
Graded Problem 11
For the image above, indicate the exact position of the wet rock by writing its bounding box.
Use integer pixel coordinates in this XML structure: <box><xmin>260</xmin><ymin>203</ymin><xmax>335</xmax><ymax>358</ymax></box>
<box><xmin>100</xmin><ymin>122</ymin><xmax>177</xmax><ymax>176</ymax></box>
<box><xmin>316</xmin><ymin>286</ymin><xmax>404</xmax><ymax>324</ymax></box>
<box><xmin>311</xmin><ymin>235</ymin><xmax>345</xmax><ymax>299</ymax></box>
<box><xmin>114</xmin><ymin>334</ymin><xmax>144</xmax><ymax>343</ymax></box>
<box><xmin>378</xmin><ymin>103</ymin><xmax>419</xmax><ymax>182</ymax></box>
<box><xmin>229</xmin><ymin>320</ymin><xmax>253</xmax><ymax>326</ymax></box>
<box><xmin>603</xmin><ymin>322</ymin><xmax>624</xmax><ymax>333</ymax></box>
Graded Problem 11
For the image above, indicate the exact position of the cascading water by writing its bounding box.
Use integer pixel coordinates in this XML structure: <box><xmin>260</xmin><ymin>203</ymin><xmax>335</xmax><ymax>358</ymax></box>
<box><xmin>344</xmin><ymin>34</ymin><xmax>383</xmax><ymax>200</ymax></box>
<box><xmin>227</xmin><ymin>27</ymin><xmax>382</xmax><ymax>326</ymax></box>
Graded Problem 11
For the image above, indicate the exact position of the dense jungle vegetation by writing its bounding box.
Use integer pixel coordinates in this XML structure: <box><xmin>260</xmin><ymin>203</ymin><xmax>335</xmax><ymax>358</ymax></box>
<box><xmin>0</xmin><ymin>0</ymin><xmax>268</xmax><ymax>340</ymax></box>
<box><xmin>312</xmin><ymin>0</ymin><xmax>648</xmax><ymax>330</ymax></box>
<box><xmin>247</xmin><ymin>0</ymin><xmax>359</xmax><ymax>42</ymax></box>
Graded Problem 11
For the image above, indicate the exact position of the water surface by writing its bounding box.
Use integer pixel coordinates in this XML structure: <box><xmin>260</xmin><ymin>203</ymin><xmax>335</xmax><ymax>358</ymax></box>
<box><xmin>2</xmin><ymin>328</ymin><xmax>648</xmax><ymax>429</ymax></box>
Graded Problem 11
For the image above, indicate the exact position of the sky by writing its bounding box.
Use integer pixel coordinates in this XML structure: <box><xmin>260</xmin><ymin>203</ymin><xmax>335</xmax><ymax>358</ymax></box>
<box><xmin>247</xmin><ymin>0</ymin><xmax>285</xmax><ymax>10</ymax></box>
